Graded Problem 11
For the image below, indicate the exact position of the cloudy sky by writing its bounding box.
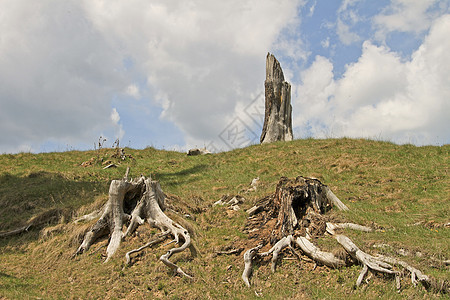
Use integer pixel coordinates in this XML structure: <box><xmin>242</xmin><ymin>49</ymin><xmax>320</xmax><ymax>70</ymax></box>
<box><xmin>1</xmin><ymin>0</ymin><xmax>449</xmax><ymax>153</ymax></box>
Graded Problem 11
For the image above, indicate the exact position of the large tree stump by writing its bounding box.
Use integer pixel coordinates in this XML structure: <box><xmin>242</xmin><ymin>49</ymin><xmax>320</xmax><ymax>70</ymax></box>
<box><xmin>260</xmin><ymin>53</ymin><xmax>293</xmax><ymax>144</ymax></box>
<box><xmin>75</xmin><ymin>168</ymin><xmax>195</xmax><ymax>278</ymax></box>
<box><xmin>240</xmin><ymin>176</ymin><xmax>437</xmax><ymax>292</ymax></box>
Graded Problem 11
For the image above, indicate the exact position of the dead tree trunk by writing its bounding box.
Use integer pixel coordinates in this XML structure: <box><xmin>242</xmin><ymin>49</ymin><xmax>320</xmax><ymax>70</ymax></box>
<box><xmin>75</xmin><ymin>168</ymin><xmax>195</xmax><ymax>278</ymax></box>
<box><xmin>260</xmin><ymin>53</ymin><xmax>293</xmax><ymax>144</ymax></box>
<box><xmin>241</xmin><ymin>176</ymin><xmax>436</xmax><ymax>292</ymax></box>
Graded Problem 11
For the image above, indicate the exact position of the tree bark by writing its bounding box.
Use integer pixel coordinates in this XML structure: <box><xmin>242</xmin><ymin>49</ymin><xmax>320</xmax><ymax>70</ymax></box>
<box><xmin>270</xmin><ymin>176</ymin><xmax>341</xmax><ymax>242</ymax></box>
<box><xmin>260</xmin><ymin>53</ymin><xmax>293</xmax><ymax>144</ymax></box>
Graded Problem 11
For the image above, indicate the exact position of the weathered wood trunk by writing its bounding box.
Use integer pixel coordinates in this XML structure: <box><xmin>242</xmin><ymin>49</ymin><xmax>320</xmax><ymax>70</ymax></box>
<box><xmin>75</xmin><ymin>168</ymin><xmax>195</xmax><ymax>278</ymax></box>
<box><xmin>260</xmin><ymin>53</ymin><xmax>293</xmax><ymax>144</ymax></box>
<box><xmin>267</xmin><ymin>176</ymin><xmax>348</xmax><ymax>244</ymax></box>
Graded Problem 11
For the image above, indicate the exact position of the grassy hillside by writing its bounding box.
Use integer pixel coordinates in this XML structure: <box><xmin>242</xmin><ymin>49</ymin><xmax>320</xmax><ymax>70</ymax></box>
<box><xmin>0</xmin><ymin>138</ymin><xmax>448</xmax><ymax>299</ymax></box>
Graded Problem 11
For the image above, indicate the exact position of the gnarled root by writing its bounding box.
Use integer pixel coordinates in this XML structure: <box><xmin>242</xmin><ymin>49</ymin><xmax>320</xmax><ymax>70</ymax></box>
<box><xmin>242</xmin><ymin>244</ymin><xmax>263</xmax><ymax>287</ymax></box>
<box><xmin>295</xmin><ymin>236</ymin><xmax>346</xmax><ymax>268</ymax></box>
<box><xmin>125</xmin><ymin>231</ymin><xmax>170</xmax><ymax>266</ymax></box>
<box><xmin>260</xmin><ymin>235</ymin><xmax>294</xmax><ymax>273</ymax></box>
<box><xmin>334</xmin><ymin>234</ymin><xmax>397</xmax><ymax>286</ymax></box>
<box><xmin>376</xmin><ymin>254</ymin><xmax>432</xmax><ymax>290</ymax></box>
<box><xmin>326</xmin><ymin>222</ymin><xmax>373</xmax><ymax>234</ymax></box>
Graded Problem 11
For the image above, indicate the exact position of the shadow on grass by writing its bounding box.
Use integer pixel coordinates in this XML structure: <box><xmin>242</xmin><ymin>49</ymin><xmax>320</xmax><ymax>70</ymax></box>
<box><xmin>152</xmin><ymin>164</ymin><xmax>208</xmax><ymax>187</ymax></box>
<box><xmin>0</xmin><ymin>171</ymin><xmax>106</xmax><ymax>241</ymax></box>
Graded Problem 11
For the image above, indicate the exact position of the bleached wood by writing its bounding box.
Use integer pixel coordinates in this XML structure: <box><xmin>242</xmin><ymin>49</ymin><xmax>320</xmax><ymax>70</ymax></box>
<box><xmin>260</xmin><ymin>53</ymin><xmax>293</xmax><ymax>144</ymax></box>
<box><xmin>356</xmin><ymin>265</ymin><xmax>369</xmax><ymax>287</ymax></box>
<box><xmin>324</xmin><ymin>186</ymin><xmax>349</xmax><ymax>211</ymax></box>
<box><xmin>125</xmin><ymin>231</ymin><xmax>170</xmax><ymax>265</ymax></box>
<box><xmin>76</xmin><ymin>169</ymin><xmax>195</xmax><ymax>278</ymax></box>
<box><xmin>334</xmin><ymin>234</ymin><xmax>397</xmax><ymax>286</ymax></box>
<box><xmin>260</xmin><ymin>235</ymin><xmax>294</xmax><ymax>273</ymax></box>
<box><xmin>242</xmin><ymin>244</ymin><xmax>263</xmax><ymax>287</ymax></box>
<box><xmin>326</xmin><ymin>222</ymin><xmax>372</xmax><ymax>235</ymax></box>
<box><xmin>295</xmin><ymin>236</ymin><xmax>346</xmax><ymax>268</ymax></box>
<box><xmin>73</xmin><ymin>210</ymin><xmax>101</xmax><ymax>224</ymax></box>
<box><xmin>376</xmin><ymin>254</ymin><xmax>431</xmax><ymax>288</ymax></box>
<box><xmin>76</xmin><ymin>176</ymin><xmax>142</xmax><ymax>259</ymax></box>
<box><xmin>0</xmin><ymin>225</ymin><xmax>31</xmax><ymax>238</ymax></box>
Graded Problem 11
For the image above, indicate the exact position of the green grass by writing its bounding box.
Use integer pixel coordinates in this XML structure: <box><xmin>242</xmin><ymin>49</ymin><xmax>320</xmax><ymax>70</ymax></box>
<box><xmin>0</xmin><ymin>139</ymin><xmax>449</xmax><ymax>299</ymax></box>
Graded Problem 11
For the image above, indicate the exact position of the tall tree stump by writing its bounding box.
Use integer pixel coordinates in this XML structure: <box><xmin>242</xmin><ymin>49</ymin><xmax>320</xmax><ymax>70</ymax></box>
<box><xmin>260</xmin><ymin>53</ymin><xmax>293</xmax><ymax>144</ymax></box>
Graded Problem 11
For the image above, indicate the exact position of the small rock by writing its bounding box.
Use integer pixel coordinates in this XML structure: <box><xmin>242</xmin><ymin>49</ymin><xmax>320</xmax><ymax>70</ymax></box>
<box><xmin>187</xmin><ymin>148</ymin><xmax>211</xmax><ymax>156</ymax></box>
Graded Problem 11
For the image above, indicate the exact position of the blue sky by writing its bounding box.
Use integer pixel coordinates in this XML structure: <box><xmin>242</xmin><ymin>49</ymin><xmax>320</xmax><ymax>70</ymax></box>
<box><xmin>1</xmin><ymin>0</ymin><xmax>449</xmax><ymax>154</ymax></box>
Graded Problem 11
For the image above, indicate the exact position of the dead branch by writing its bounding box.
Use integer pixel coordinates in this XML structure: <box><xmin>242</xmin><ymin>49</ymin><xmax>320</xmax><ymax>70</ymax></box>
<box><xmin>0</xmin><ymin>224</ymin><xmax>31</xmax><ymax>238</ymax></box>
<box><xmin>216</xmin><ymin>248</ymin><xmax>244</xmax><ymax>256</ymax></box>
<box><xmin>323</xmin><ymin>186</ymin><xmax>348</xmax><ymax>211</ymax></box>
<box><xmin>0</xmin><ymin>208</ymin><xmax>66</xmax><ymax>238</ymax></box>
<box><xmin>125</xmin><ymin>231</ymin><xmax>170</xmax><ymax>266</ymax></box>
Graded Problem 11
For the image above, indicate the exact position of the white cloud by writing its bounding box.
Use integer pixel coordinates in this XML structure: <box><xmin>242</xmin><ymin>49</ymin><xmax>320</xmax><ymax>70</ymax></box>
<box><xmin>3</xmin><ymin>1</ymin><xmax>445</xmax><ymax>153</ymax></box>
<box><xmin>0</xmin><ymin>0</ymin><xmax>304</xmax><ymax>153</ymax></box>
<box><xmin>335</xmin><ymin>0</ymin><xmax>361</xmax><ymax>45</ymax></box>
<box><xmin>308</xmin><ymin>0</ymin><xmax>316</xmax><ymax>17</ymax></box>
<box><xmin>321</xmin><ymin>37</ymin><xmax>330</xmax><ymax>49</ymax></box>
<box><xmin>373</xmin><ymin>0</ymin><xmax>448</xmax><ymax>41</ymax></box>
<box><xmin>110</xmin><ymin>108</ymin><xmax>121</xmax><ymax>124</ymax></box>
<box><xmin>110</xmin><ymin>108</ymin><xmax>125</xmax><ymax>140</ymax></box>
<box><xmin>294</xmin><ymin>14</ymin><xmax>450</xmax><ymax>145</ymax></box>
<box><xmin>336</xmin><ymin>19</ymin><xmax>360</xmax><ymax>45</ymax></box>
<box><xmin>82</xmin><ymin>0</ymin><xmax>304</xmax><ymax>149</ymax></box>
<box><xmin>0</xmin><ymin>1</ymin><xmax>128</xmax><ymax>153</ymax></box>
<box><xmin>125</xmin><ymin>84</ymin><xmax>141</xmax><ymax>99</ymax></box>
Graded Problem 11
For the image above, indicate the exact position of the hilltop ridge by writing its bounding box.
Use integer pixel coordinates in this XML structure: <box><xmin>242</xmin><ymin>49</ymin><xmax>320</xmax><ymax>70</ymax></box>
<box><xmin>0</xmin><ymin>138</ymin><xmax>448</xmax><ymax>299</ymax></box>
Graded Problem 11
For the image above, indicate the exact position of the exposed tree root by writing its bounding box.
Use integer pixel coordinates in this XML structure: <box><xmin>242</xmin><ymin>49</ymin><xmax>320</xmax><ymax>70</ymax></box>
<box><xmin>334</xmin><ymin>234</ymin><xmax>397</xmax><ymax>286</ymax></box>
<box><xmin>125</xmin><ymin>231</ymin><xmax>170</xmax><ymax>266</ymax></box>
<box><xmin>75</xmin><ymin>168</ymin><xmax>195</xmax><ymax>278</ymax></box>
<box><xmin>376</xmin><ymin>254</ymin><xmax>435</xmax><ymax>290</ymax></box>
<box><xmin>294</xmin><ymin>236</ymin><xmax>346</xmax><ymax>268</ymax></box>
<box><xmin>0</xmin><ymin>224</ymin><xmax>32</xmax><ymax>238</ymax></box>
<box><xmin>242</xmin><ymin>244</ymin><xmax>263</xmax><ymax>287</ymax></box>
<box><xmin>260</xmin><ymin>235</ymin><xmax>294</xmax><ymax>273</ymax></box>
<box><xmin>240</xmin><ymin>176</ymin><xmax>438</xmax><ymax>294</ymax></box>
<box><xmin>326</xmin><ymin>222</ymin><xmax>373</xmax><ymax>234</ymax></box>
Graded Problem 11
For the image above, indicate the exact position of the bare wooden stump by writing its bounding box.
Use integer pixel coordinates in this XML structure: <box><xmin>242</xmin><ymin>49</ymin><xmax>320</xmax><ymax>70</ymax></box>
<box><xmin>75</xmin><ymin>168</ymin><xmax>195</xmax><ymax>278</ymax></box>
<box><xmin>260</xmin><ymin>53</ymin><xmax>293</xmax><ymax>144</ymax></box>
<box><xmin>240</xmin><ymin>176</ymin><xmax>435</xmax><ymax>293</ymax></box>
<box><xmin>241</xmin><ymin>176</ymin><xmax>348</xmax><ymax>286</ymax></box>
